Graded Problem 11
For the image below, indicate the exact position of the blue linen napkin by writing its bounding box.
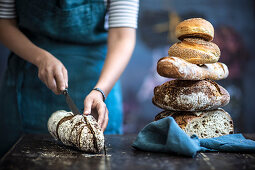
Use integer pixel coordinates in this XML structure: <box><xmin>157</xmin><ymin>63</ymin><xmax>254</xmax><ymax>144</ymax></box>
<box><xmin>132</xmin><ymin>117</ymin><xmax>255</xmax><ymax>157</ymax></box>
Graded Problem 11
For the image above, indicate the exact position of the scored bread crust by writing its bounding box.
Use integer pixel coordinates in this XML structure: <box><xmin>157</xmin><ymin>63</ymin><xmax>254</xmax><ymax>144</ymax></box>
<box><xmin>47</xmin><ymin>110</ymin><xmax>104</xmax><ymax>153</ymax></box>
<box><xmin>157</xmin><ymin>56</ymin><xmax>229</xmax><ymax>80</ymax></box>
<box><xmin>168</xmin><ymin>38</ymin><xmax>220</xmax><ymax>64</ymax></box>
<box><xmin>79</xmin><ymin>115</ymin><xmax>105</xmax><ymax>153</ymax></box>
<box><xmin>152</xmin><ymin>79</ymin><xmax>230</xmax><ymax>111</ymax></box>
<box><xmin>175</xmin><ymin>18</ymin><xmax>214</xmax><ymax>41</ymax></box>
<box><xmin>154</xmin><ymin>108</ymin><xmax>234</xmax><ymax>139</ymax></box>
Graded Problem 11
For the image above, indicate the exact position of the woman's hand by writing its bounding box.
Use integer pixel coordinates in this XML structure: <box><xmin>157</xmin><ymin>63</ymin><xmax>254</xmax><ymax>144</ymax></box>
<box><xmin>83</xmin><ymin>90</ymin><xmax>109</xmax><ymax>131</ymax></box>
<box><xmin>0</xmin><ymin>19</ymin><xmax>68</xmax><ymax>95</ymax></box>
<box><xmin>35</xmin><ymin>51</ymin><xmax>68</xmax><ymax>95</ymax></box>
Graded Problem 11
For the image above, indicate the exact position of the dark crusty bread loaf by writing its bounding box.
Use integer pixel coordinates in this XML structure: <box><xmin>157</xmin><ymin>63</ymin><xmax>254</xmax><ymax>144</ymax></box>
<box><xmin>152</xmin><ymin>79</ymin><xmax>230</xmax><ymax>111</ymax></box>
<box><xmin>168</xmin><ymin>38</ymin><xmax>221</xmax><ymax>64</ymax></box>
<box><xmin>157</xmin><ymin>56</ymin><xmax>229</xmax><ymax>80</ymax></box>
<box><xmin>154</xmin><ymin>108</ymin><xmax>234</xmax><ymax>138</ymax></box>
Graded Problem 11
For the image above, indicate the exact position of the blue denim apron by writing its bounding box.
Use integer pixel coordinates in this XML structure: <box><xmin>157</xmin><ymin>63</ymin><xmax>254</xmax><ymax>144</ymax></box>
<box><xmin>0</xmin><ymin>0</ymin><xmax>123</xmax><ymax>137</ymax></box>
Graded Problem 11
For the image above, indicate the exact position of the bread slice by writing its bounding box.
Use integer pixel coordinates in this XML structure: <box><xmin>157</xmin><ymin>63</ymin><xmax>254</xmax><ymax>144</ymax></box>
<box><xmin>152</xmin><ymin>79</ymin><xmax>230</xmax><ymax>111</ymax></box>
<box><xmin>155</xmin><ymin>108</ymin><xmax>234</xmax><ymax>139</ymax></box>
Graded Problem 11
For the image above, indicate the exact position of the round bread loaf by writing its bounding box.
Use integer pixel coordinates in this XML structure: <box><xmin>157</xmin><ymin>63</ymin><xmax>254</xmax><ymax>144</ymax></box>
<box><xmin>47</xmin><ymin>110</ymin><xmax>104</xmax><ymax>153</ymax></box>
<box><xmin>168</xmin><ymin>38</ymin><xmax>220</xmax><ymax>64</ymax></box>
<box><xmin>152</xmin><ymin>79</ymin><xmax>230</xmax><ymax>111</ymax></box>
<box><xmin>175</xmin><ymin>18</ymin><xmax>214</xmax><ymax>41</ymax></box>
<box><xmin>157</xmin><ymin>56</ymin><xmax>229</xmax><ymax>80</ymax></box>
<box><xmin>154</xmin><ymin>108</ymin><xmax>234</xmax><ymax>139</ymax></box>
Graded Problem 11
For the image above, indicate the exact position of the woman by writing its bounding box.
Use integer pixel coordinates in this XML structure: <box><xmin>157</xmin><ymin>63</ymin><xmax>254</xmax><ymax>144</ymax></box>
<box><xmin>0</xmin><ymin>0</ymin><xmax>138</xmax><ymax>156</ymax></box>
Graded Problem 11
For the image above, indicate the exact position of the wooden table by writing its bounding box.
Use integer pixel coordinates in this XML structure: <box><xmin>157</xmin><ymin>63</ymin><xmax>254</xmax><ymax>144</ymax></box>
<box><xmin>0</xmin><ymin>134</ymin><xmax>255</xmax><ymax>170</ymax></box>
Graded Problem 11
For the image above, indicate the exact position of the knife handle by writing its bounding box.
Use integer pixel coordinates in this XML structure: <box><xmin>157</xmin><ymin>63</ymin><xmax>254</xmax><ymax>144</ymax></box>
<box><xmin>62</xmin><ymin>88</ymin><xmax>68</xmax><ymax>95</ymax></box>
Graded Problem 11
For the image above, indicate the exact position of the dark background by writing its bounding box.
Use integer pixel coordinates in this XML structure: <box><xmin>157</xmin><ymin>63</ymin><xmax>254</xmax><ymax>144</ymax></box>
<box><xmin>120</xmin><ymin>0</ymin><xmax>255</xmax><ymax>133</ymax></box>
<box><xmin>0</xmin><ymin>0</ymin><xmax>254</xmax><ymax>139</ymax></box>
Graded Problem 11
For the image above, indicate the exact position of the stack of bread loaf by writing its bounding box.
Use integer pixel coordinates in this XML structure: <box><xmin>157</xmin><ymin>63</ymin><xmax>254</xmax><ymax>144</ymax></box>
<box><xmin>152</xmin><ymin>18</ymin><xmax>234</xmax><ymax>139</ymax></box>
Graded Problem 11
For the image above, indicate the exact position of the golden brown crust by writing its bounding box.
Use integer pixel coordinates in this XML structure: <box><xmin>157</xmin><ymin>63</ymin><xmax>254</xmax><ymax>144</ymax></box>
<box><xmin>157</xmin><ymin>56</ymin><xmax>228</xmax><ymax>80</ymax></box>
<box><xmin>168</xmin><ymin>38</ymin><xmax>220</xmax><ymax>64</ymax></box>
<box><xmin>154</xmin><ymin>110</ymin><xmax>199</xmax><ymax>129</ymax></box>
<box><xmin>152</xmin><ymin>79</ymin><xmax>230</xmax><ymax>111</ymax></box>
<box><xmin>175</xmin><ymin>18</ymin><xmax>214</xmax><ymax>41</ymax></box>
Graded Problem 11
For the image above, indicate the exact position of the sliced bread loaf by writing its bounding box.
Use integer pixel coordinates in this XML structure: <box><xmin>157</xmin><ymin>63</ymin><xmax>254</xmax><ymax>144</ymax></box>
<box><xmin>47</xmin><ymin>110</ymin><xmax>104</xmax><ymax>153</ymax></box>
<box><xmin>154</xmin><ymin>108</ymin><xmax>234</xmax><ymax>138</ymax></box>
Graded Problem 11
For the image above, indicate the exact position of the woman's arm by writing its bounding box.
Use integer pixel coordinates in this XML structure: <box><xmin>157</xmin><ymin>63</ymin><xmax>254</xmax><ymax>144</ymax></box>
<box><xmin>0</xmin><ymin>19</ymin><xmax>68</xmax><ymax>94</ymax></box>
<box><xmin>83</xmin><ymin>27</ymin><xmax>136</xmax><ymax>130</ymax></box>
<box><xmin>97</xmin><ymin>27</ymin><xmax>136</xmax><ymax>95</ymax></box>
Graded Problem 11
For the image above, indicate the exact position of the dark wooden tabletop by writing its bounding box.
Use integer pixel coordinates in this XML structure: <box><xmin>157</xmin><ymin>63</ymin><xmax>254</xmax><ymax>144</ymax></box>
<box><xmin>0</xmin><ymin>134</ymin><xmax>255</xmax><ymax>170</ymax></box>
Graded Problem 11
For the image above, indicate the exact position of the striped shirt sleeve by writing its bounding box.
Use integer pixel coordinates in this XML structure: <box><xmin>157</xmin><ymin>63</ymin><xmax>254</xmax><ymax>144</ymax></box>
<box><xmin>108</xmin><ymin>0</ymin><xmax>139</xmax><ymax>29</ymax></box>
<box><xmin>0</xmin><ymin>0</ymin><xmax>16</xmax><ymax>18</ymax></box>
<box><xmin>0</xmin><ymin>0</ymin><xmax>139</xmax><ymax>29</ymax></box>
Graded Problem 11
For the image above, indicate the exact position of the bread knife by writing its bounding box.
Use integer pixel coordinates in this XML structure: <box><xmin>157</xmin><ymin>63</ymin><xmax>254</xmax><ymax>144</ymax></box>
<box><xmin>62</xmin><ymin>89</ymin><xmax>81</xmax><ymax>115</ymax></box>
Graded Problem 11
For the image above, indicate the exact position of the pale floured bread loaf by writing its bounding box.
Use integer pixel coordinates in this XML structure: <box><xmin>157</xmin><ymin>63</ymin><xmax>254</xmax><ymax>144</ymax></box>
<box><xmin>157</xmin><ymin>56</ymin><xmax>229</xmax><ymax>80</ymax></box>
<box><xmin>47</xmin><ymin>110</ymin><xmax>104</xmax><ymax>153</ymax></box>
<box><xmin>152</xmin><ymin>79</ymin><xmax>230</xmax><ymax>111</ymax></box>
<box><xmin>168</xmin><ymin>38</ymin><xmax>220</xmax><ymax>64</ymax></box>
<box><xmin>154</xmin><ymin>108</ymin><xmax>234</xmax><ymax>139</ymax></box>
<box><xmin>175</xmin><ymin>18</ymin><xmax>214</xmax><ymax>41</ymax></box>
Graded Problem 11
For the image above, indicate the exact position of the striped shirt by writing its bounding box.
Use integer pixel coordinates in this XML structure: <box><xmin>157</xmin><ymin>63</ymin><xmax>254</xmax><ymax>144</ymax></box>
<box><xmin>0</xmin><ymin>0</ymin><xmax>139</xmax><ymax>28</ymax></box>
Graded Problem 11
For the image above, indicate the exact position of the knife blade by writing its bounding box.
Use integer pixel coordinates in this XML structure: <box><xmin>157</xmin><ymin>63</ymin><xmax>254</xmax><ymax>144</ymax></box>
<box><xmin>62</xmin><ymin>89</ymin><xmax>81</xmax><ymax>115</ymax></box>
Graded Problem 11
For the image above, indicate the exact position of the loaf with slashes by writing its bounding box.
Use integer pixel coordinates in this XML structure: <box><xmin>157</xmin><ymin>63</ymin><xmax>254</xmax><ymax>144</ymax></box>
<box><xmin>47</xmin><ymin>110</ymin><xmax>104</xmax><ymax>153</ymax></box>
